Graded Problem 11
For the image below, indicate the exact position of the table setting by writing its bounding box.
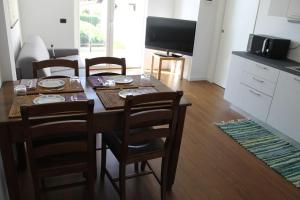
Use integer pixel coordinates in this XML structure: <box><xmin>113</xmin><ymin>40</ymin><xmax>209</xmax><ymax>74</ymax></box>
<box><xmin>9</xmin><ymin>77</ymin><xmax>87</xmax><ymax>118</ymax></box>
<box><xmin>91</xmin><ymin>74</ymin><xmax>161</xmax><ymax>109</ymax></box>
<box><xmin>87</xmin><ymin>74</ymin><xmax>153</xmax><ymax>89</ymax></box>
<box><xmin>14</xmin><ymin>77</ymin><xmax>84</xmax><ymax>95</ymax></box>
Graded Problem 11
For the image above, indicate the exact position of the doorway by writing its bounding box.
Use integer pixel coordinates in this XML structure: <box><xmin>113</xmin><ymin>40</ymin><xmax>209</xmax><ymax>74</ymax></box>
<box><xmin>79</xmin><ymin>0</ymin><xmax>147</xmax><ymax>68</ymax></box>
<box><xmin>213</xmin><ymin>0</ymin><xmax>260</xmax><ymax>87</ymax></box>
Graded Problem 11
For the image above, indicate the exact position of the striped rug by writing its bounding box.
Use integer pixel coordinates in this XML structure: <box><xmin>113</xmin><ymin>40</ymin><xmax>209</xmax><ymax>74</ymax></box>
<box><xmin>216</xmin><ymin>119</ymin><xmax>300</xmax><ymax>188</ymax></box>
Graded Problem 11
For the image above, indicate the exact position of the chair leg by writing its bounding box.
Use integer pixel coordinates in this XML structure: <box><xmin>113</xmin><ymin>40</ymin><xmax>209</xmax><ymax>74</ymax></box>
<box><xmin>161</xmin><ymin>158</ymin><xmax>168</xmax><ymax>200</ymax></box>
<box><xmin>119</xmin><ymin>162</ymin><xmax>126</xmax><ymax>200</ymax></box>
<box><xmin>41</xmin><ymin>178</ymin><xmax>46</xmax><ymax>189</ymax></box>
<box><xmin>87</xmin><ymin>170</ymin><xmax>95</xmax><ymax>200</ymax></box>
<box><xmin>134</xmin><ymin>162</ymin><xmax>139</xmax><ymax>173</ymax></box>
<box><xmin>100</xmin><ymin>140</ymin><xmax>107</xmax><ymax>180</ymax></box>
<box><xmin>33</xmin><ymin>176</ymin><xmax>41</xmax><ymax>200</ymax></box>
<box><xmin>141</xmin><ymin>161</ymin><xmax>147</xmax><ymax>172</ymax></box>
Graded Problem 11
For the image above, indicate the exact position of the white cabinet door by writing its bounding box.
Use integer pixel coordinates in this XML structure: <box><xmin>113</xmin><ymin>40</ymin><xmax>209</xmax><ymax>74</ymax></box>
<box><xmin>267</xmin><ymin>72</ymin><xmax>300</xmax><ymax>142</ymax></box>
<box><xmin>238</xmin><ymin>83</ymin><xmax>273</xmax><ymax>122</ymax></box>
<box><xmin>224</xmin><ymin>55</ymin><xmax>247</xmax><ymax>104</ymax></box>
<box><xmin>287</xmin><ymin>0</ymin><xmax>300</xmax><ymax>22</ymax></box>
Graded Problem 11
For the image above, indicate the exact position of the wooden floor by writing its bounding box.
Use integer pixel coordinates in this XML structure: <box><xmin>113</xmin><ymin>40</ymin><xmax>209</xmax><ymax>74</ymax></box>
<box><xmin>18</xmin><ymin>71</ymin><xmax>300</xmax><ymax>200</ymax></box>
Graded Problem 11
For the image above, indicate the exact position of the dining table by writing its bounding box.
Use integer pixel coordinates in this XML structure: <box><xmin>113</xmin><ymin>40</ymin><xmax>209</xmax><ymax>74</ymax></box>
<box><xmin>0</xmin><ymin>75</ymin><xmax>191</xmax><ymax>200</ymax></box>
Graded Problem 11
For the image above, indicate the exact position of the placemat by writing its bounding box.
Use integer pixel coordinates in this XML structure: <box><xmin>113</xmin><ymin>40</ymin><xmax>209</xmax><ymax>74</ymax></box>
<box><xmin>96</xmin><ymin>87</ymin><xmax>158</xmax><ymax>110</ymax></box>
<box><xmin>8</xmin><ymin>93</ymin><xmax>87</xmax><ymax>118</ymax></box>
<box><xmin>88</xmin><ymin>75</ymin><xmax>153</xmax><ymax>89</ymax></box>
<box><xmin>25</xmin><ymin>78</ymin><xmax>84</xmax><ymax>95</ymax></box>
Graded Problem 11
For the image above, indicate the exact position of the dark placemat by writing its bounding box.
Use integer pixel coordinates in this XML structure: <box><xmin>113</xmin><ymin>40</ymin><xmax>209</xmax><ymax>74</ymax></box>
<box><xmin>96</xmin><ymin>87</ymin><xmax>158</xmax><ymax>110</ymax></box>
<box><xmin>9</xmin><ymin>93</ymin><xmax>87</xmax><ymax>118</ymax></box>
<box><xmin>25</xmin><ymin>78</ymin><xmax>84</xmax><ymax>95</ymax></box>
<box><xmin>88</xmin><ymin>75</ymin><xmax>153</xmax><ymax>89</ymax></box>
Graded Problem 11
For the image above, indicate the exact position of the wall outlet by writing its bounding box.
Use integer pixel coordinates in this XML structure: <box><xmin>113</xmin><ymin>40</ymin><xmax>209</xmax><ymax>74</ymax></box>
<box><xmin>60</xmin><ymin>18</ymin><xmax>67</xmax><ymax>23</ymax></box>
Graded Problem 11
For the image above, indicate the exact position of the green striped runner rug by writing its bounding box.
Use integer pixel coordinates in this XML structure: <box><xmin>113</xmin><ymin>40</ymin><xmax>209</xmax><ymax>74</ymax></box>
<box><xmin>216</xmin><ymin>119</ymin><xmax>300</xmax><ymax>188</ymax></box>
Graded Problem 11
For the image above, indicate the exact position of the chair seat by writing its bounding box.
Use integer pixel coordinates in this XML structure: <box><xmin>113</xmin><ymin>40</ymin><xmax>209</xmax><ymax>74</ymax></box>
<box><xmin>37</xmin><ymin>153</ymin><xmax>88</xmax><ymax>177</ymax></box>
<box><xmin>102</xmin><ymin>128</ymin><xmax>165</xmax><ymax>163</ymax></box>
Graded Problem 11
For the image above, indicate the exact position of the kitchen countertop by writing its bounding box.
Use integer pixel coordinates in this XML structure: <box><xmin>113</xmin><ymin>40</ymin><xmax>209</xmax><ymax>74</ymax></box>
<box><xmin>232</xmin><ymin>51</ymin><xmax>300</xmax><ymax>77</ymax></box>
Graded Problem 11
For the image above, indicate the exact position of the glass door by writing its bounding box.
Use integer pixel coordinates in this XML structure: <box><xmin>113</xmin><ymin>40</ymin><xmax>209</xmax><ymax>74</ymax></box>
<box><xmin>79</xmin><ymin>0</ymin><xmax>146</xmax><ymax>68</ymax></box>
<box><xmin>112</xmin><ymin>0</ymin><xmax>147</xmax><ymax>68</ymax></box>
<box><xmin>79</xmin><ymin>0</ymin><xmax>108</xmax><ymax>58</ymax></box>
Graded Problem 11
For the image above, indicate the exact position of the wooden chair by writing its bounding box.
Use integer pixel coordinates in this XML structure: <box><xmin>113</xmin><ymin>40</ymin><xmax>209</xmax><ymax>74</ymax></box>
<box><xmin>85</xmin><ymin>57</ymin><xmax>126</xmax><ymax>77</ymax></box>
<box><xmin>101</xmin><ymin>91</ymin><xmax>183</xmax><ymax>200</ymax></box>
<box><xmin>32</xmin><ymin>59</ymin><xmax>79</xmax><ymax>78</ymax></box>
<box><xmin>21</xmin><ymin>100</ymin><xmax>95</xmax><ymax>200</ymax></box>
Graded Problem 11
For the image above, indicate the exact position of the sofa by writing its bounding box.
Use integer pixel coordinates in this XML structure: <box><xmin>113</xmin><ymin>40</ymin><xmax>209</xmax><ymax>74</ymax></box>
<box><xmin>16</xmin><ymin>35</ymin><xmax>85</xmax><ymax>79</ymax></box>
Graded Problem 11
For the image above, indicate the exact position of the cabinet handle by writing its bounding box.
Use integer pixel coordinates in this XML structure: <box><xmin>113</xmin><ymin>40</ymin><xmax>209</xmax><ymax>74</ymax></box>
<box><xmin>249</xmin><ymin>89</ymin><xmax>261</xmax><ymax>96</ymax></box>
<box><xmin>256</xmin><ymin>64</ymin><xmax>268</xmax><ymax>70</ymax></box>
<box><xmin>252</xmin><ymin>77</ymin><xmax>265</xmax><ymax>83</ymax></box>
<box><xmin>294</xmin><ymin>77</ymin><xmax>300</xmax><ymax>82</ymax></box>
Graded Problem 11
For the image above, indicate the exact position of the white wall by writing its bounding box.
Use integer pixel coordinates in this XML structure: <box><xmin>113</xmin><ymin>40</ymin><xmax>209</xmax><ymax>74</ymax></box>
<box><xmin>147</xmin><ymin>0</ymin><xmax>174</xmax><ymax>17</ymax></box>
<box><xmin>0</xmin><ymin>65</ymin><xmax>2</xmax><ymax>87</ymax></box>
<box><xmin>173</xmin><ymin>0</ymin><xmax>200</xmax><ymax>21</ymax></box>
<box><xmin>0</xmin><ymin>0</ymin><xmax>18</xmax><ymax>82</ymax></box>
<box><xmin>18</xmin><ymin>0</ymin><xmax>77</xmax><ymax>48</ymax></box>
<box><xmin>10</xmin><ymin>21</ymin><xmax>22</xmax><ymax>60</ymax></box>
<box><xmin>189</xmin><ymin>0</ymin><xmax>221</xmax><ymax>81</ymax></box>
<box><xmin>0</xmin><ymin>154</ymin><xmax>9</xmax><ymax>200</ymax></box>
<box><xmin>255</xmin><ymin>0</ymin><xmax>300</xmax><ymax>62</ymax></box>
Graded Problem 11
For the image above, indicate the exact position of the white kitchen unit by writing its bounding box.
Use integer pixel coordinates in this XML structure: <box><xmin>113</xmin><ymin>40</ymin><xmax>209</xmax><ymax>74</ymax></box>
<box><xmin>267</xmin><ymin>71</ymin><xmax>300</xmax><ymax>142</ymax></box>
<box><xmin>287</xmin><ymin>0</ymin><xmax>300</xmax><ymax>23</ymax></box>
<box><xmin>224</xmin><ymin>54</ymin><xmax>279</xmax><ymax>122</ymax></box>
<box><xmin>225</xmin><ymin>52</ymin><xmax>300</xmax><ymax>142</ymax></box>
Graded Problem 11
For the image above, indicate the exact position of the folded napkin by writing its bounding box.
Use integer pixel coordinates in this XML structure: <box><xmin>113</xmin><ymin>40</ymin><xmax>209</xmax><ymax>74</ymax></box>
<box><xmin>20</xmin><ymin>79</ymin><xmax>38</xmax><ymax>91</ymax></box>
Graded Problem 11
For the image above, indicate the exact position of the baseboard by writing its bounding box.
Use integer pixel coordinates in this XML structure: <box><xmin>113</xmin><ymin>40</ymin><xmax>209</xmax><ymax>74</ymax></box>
<box><xmin>187</xmin><ymin>76</ymin><xmax>207</xmax><ymax>81</ymax></box>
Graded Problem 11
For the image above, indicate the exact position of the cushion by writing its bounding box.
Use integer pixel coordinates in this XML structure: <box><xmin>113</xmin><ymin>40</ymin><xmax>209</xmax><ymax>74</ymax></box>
<box><xmin>102</xmin><ymin>128</ymin><xmax>165</xmax><ymax>160</ymax></box>
<box><xmin>16</xmin><ymin>35</ymin><xmax>51</xmax><ymax>79</ymax></box>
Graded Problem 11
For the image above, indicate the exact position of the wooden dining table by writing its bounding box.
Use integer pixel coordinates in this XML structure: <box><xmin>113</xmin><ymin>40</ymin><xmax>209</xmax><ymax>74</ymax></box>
<box><xmin>0</xmin><ymin>76</ymin><xmax>191</xmax><ymax>200</ymax></box>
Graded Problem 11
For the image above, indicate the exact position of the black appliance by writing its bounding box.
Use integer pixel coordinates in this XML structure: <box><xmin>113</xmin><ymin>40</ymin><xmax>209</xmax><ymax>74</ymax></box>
<box><xmin>247</xmin><ymin>34</ymin><xmax>291</xmax><ymax>59</ymax></box>
<box><xmin>145</xmin><ymin>16</ymin><xmax>196</xmax><ymax>56</ymax></box>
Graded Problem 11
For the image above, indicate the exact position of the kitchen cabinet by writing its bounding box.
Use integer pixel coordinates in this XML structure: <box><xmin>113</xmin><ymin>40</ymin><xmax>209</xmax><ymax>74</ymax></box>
<box><xmin>224</xmin><ymin>54</ymin><xmax>279</xmax><ymax>122</ymax></box>
<box><xmin>267</xmin><ymin>71</ymin><xmax>300</xmax><ymax>142</ymax></box>
<box><xmin>225</xmin><ymin>52</ymin><xmax>300</xmax><ymax>142</ymax></box>
<box><xmin>287</xmin><ymin>0</ymin><xmax>300</xmax><ymax>22</ymax></box>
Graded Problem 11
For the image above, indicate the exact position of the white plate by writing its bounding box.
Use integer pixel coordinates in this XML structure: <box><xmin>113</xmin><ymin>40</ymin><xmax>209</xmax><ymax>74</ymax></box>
<box><xmin>38</xmin><ymin>79</ymin><xmax>65</xmax><ymax>89</ymax></box>
<box><xmin>113</xmin><ymin>76</ymin><xmax>133</xmax><ymax>84</ymax></box>
<box><xmin>33</xmin><ymin>95</ymin><xmax>65</xmax><ymax>105</ymax></box>
<box><xmin>118</xmin><ymin>88</ymin><xmax>156</xmax><ymax>98</ymax></box>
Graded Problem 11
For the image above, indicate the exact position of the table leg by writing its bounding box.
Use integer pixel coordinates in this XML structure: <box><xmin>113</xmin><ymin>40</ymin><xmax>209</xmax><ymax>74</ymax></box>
<box><xmin>181</xmin><ymin>59</ymin><xmax>185</xmax><ymax>80</ymax></box>
<box><xmin>158</xmin><ymin>59</ymin><xmax>163</xmax><ymax>80</ymax></box>
<box><xmin>151</xmin><ymin>55</ymin><xmax>154</xmax><ymax>75</ymax></box>
<box><xmin>0</xmin><ymin>126</ymin><xmax>20</xmax><ymax>200</ymax></box>
<box><xmin>16</xmin><ymin>143</ymin><xmax>27</xmax><ymax>171</ymax></box>
<box><xmin>167</xmin><ymin>106</ymin><xmax>187</xmax><ymax>191</ymax></box>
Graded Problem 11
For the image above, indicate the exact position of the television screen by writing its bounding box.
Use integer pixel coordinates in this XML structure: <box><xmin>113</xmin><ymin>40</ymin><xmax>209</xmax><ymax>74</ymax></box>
<box><xmin>145</xmin><ymin>17</ymin><xmax>197</xmax><ymax>56</ymax></box>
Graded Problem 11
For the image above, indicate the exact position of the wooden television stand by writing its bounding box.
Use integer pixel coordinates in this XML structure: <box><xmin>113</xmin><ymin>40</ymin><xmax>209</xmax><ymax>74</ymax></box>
<box><xmin>151</xmin><ymin>53</ymin><xmax>186</xmax><ymax>80</ymax></box>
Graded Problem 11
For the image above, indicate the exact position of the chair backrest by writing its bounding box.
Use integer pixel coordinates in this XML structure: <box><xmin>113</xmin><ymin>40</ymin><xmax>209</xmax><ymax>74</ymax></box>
<box><xmin>122</xmin><ymin>91</ymin><xmax>183</xmax><ymax>156</ymax></box>
<box><xmin>32</xmin><ymin>59</ymin><xmax>79</xmax><ymax>78</ymax></box>
<box><xmin>85</xmin><ymin>57</ymin><xmax>126</xmax><ymax>77</ymax></box>
<box><xmin>21</xmin><ymin>100</ymin><xmax>94</xmax><ymax>173</ymax></box>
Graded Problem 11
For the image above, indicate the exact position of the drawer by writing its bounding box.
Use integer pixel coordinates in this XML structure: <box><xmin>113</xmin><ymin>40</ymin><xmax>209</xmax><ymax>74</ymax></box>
<box><xmin>237</xmin><ymin>83</ymin><xmax>273</xmax><ymax>122</ymax></box>
<box><xmin>244</xmin><ymin>60</ymin><xmax>279</xmax><ymax>83</ymax></box>
<box><xmin>241</xmin><ymin>71</ymin><xmax>276</xmax><ymax>97</ymax></box>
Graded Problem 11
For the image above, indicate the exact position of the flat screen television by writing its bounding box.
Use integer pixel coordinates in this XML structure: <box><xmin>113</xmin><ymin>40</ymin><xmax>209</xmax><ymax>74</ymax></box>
<box><xmin>145</xmin><ymin>16</ymin><xmax>197</xmax><ymax>56</ymax></box>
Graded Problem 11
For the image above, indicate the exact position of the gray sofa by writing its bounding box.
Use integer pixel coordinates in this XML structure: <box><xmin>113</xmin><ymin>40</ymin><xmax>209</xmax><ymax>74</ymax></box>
<box><xmin>16</xmin><ymin>35</ymin><xmax>85</xmax><ymax>79</ymax></box>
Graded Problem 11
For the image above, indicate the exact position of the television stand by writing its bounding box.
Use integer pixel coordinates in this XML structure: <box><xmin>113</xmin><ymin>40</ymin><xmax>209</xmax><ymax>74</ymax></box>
<box><xmin>151</xmin><ymin>53</ymin><xmax>185</xmax><ymax>80</ymax></box>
